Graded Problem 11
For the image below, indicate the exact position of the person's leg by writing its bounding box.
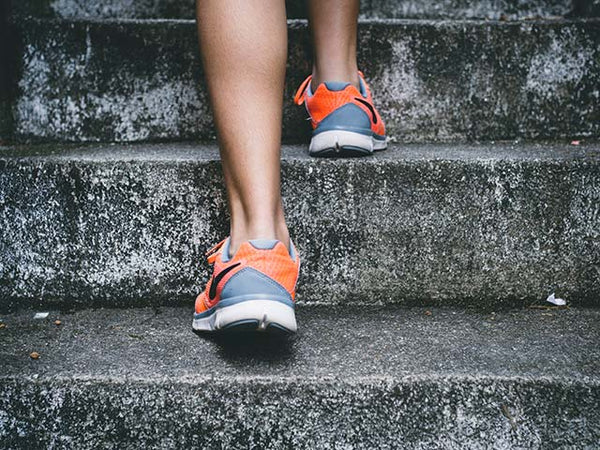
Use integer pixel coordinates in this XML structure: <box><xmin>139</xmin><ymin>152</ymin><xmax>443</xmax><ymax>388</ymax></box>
<box><xmin>308</xmin><ymin>0</ymin><xmax>360</xmax><ymax>89</ymax></box>
<box><xmin>196</xmin><ymin>0</ymin><xmax>289</xmax><ymax>255</ymax></box>
<box><xmin>294</xmin><ymin>0</ymin><xmax>386</xmax><ymax>157</ymax></box>
<box><xmin>193</xmin><ymin>0</ymin><xmax>299</xmax><ymax>333</ymax></box>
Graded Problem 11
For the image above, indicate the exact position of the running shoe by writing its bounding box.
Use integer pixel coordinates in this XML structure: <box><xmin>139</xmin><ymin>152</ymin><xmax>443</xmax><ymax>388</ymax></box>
<box><xmin>192</xmin><ymin>238</ymin><xmax>300</xmax><ymax>333</ymax></box>
<box><xmin>294</xmin><ymin>71</ymin><xmax>387</xmax><ymax>157</ymax></box>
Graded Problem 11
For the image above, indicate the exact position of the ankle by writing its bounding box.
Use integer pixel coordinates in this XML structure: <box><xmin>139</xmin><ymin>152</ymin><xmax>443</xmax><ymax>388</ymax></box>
<box><xmin>311</xmin><ymin>66</ymin><xmax>360</xmax><ymax>90</ymax></box>
<box><xmin>229</xmin><ymin>221</ymin><xmax>290</xmax><ymax>257</ymax></box>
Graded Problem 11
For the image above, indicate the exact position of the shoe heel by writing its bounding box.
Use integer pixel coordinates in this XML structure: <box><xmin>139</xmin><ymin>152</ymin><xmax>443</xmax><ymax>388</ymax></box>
<box><xmin>309</xmin><ymin>130</ymin><xmax>375</xmax><ymax>157</ymax></box>
<box><xmin>216</xmin><ymin>299</ymin><xmax>297</xmax><ymax>333</ymax></box>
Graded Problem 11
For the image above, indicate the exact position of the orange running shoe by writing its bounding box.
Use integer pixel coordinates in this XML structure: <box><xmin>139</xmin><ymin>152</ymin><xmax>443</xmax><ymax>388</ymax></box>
<box><xmin>192</xmin><ymin>238</ymin><xmax>300</xmax><ymax>333</ymax></box>
<box><xmin>294</xmin><ymin>71</ymin><xmax>387</xmax><ymax>157</ymax></box>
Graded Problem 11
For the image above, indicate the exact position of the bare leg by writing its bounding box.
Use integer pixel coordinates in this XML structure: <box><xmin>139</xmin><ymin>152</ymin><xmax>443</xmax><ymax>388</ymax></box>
<box><xmin>308</xmin><ymin>0</ymin><xmax>360</xmax><ymax>88</ymax></box>
<box><xmin>196</xmin><ymin>0</ymin><xmax>289</xmax><ymax>254</ymax></box>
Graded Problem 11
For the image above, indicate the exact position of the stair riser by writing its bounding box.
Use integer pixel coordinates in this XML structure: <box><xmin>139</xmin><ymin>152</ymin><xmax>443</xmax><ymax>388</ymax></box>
<box><xmin>7</xmin><ymin>19</ymin><xmax>600</xmax><ymax>143</ymax></box>
<box><xmin>1</xmin><ymin>378</ymin><xmax>598</xmax><ymax>449</ymax></box>
<box><xmin>1</xmin><ymin>149</ymin><xmax>598</xmax><ymax>309</ymax></box>
<box><xmin>13</xmin><ymin>0</ymin><xmax>582</xmax><ymax>20</ymax></box>
<box><xmin>0</xmin><ymin>1</ymin><xmax>13</xmax><ymax>142</ymax></box>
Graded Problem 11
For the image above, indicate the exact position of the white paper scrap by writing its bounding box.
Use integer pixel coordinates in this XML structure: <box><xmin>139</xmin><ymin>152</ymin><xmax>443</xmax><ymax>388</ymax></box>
<box><xmin>33</xmin><ymin>312</ymin><xmax>49</xmax><ymax>319</ymax></box>
<box><xmin>546</xmin><ymin>293</ymin><xmax>566</xmax><ymax>306</ymax></box>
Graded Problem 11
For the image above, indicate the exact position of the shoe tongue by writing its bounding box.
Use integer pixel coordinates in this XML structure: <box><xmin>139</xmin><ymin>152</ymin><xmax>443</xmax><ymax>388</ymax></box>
<box><xmin>248</xmin><ymin>239</ymin><xmax>296</xmax><ymax>261</ymax></box>
<box><xmin>324</xmin><ymin>81</ymin><xmax>351</xmax><ymax>92</ymax></box>
<box><xmin>358</xmin><ymin>76</ymin><xmax>368</xmax><ymax>97</ymax></box>
<box><xmin>248</xmin><ymin>239</ymin><xmax>279</xmax><ymax>250</ymax></box>
<box><xmin>221</xmin><ymin>238</ymin><xmax>233</xmax><ymax>262</ymax></box>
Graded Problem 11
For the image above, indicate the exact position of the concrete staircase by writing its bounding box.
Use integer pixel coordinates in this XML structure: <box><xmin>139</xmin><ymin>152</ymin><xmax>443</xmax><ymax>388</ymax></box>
<box><xmin>1</xmin><ymin>1</ymin><xmax>599</xmax><ymax>448</ymax></box>
<box><xmin>2</xmin><ymin>307</ymin><xmax>600</xmax><ymax>448</ymax></box>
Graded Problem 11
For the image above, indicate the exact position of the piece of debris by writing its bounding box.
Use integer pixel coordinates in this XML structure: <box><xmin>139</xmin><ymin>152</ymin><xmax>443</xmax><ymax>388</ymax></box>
<box><xmin>0</xmin><ymin>323</ymin><xmax>6</xmax><ymax>329</ymax></box>
<box><xmin>546</xmin><ymin>293</ymin><xmax>566</xmax><ymax>306</ymax></box>
<box><xmin>501</xmin><ymin>404</ymin><xmax>518</xmax><ymax>430</ymax></box>
<box><xmin>529</xmin><ymin>304</ymin><xmax>568</xmax><ymax>310</ymax></box>
<box><xmin>571</xmin><ymin>140</ymin><xmax>581</xmax><ymax>146</ymax></box>
<box><xmin>54</xmin><ymin>320</ymin><xmax>62</xmax><ymax>326</ymax></box>
<box><xmin>425</xmin><ymin>310</ymin><xmax>432</xmax><ymax>316</ymax></box>
<box><xmin>29</xmin><ymin>352</ymin><xmax>40</xmax><ymax>360</ymax></box>
<box><xmin>33</xmin><ymin>312</ymin><xmax>49</xmax><ymax>320</ymax></box>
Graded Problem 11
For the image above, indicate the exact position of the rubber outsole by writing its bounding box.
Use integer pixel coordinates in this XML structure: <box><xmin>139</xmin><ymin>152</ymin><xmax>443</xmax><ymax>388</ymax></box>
<box><xmin>194</xmin><ymin>319</ymin><xmax>294</xmax><ymax>335</ymax></box>
<box><xmin>218</xmin><ymin>320</ymin><xmax>292</xmax><ymax>335</ymax></box>
<box><xmin>309</xmin><ymin>129</ymin><xmax>387</xmax><ymax>157</ymax></box>
<box><xmin>192</xmin><ymin>299</ymin><xmax>297</xmax><ymax>334</ymax></box>
<box><xmin>310</xmin><ymin>145</ymin><xmax>387</xmax><ymax>158</ymax></box>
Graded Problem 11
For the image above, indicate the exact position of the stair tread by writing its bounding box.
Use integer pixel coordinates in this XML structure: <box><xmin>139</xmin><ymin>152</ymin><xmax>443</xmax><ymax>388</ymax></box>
<box><xmin>11</xmin><ymin>0</ymin><xmax>583</xmax><ymax>21</ymax></box>
<box><xmin>6</xmin><ymin>17</ymin><xmax>599</xmax><ymax>143</ymax></box>
<box><xmin>2</xmin><ymin>141</ymin><xmax>600</xmax><ymax>162</ymax></box>
<box><xmin>1</xmin><ymin>306</ymin><xmax>599</xmax><ymax>382</ymax></box>
<box><xmin>16</xmin><ymin>16</ymin><xmax>600</xmax><ymax>24</ymax></box>
<box><xmin>1</xmin><ymin>141</ymin><xmax>599</xmax><ymax>309</ymax></box>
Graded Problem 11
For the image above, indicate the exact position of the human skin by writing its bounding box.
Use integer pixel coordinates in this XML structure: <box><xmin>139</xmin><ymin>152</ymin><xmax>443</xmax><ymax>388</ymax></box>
<box><xmin>196</xmin><ymin>0</ymin><xmax>360</xmax><ymax>254</ymax></box>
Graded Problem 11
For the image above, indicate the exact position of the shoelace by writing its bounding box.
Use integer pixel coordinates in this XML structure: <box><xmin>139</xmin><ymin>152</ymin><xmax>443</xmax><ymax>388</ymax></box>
<box><xmin>293</xmin><ymin>70</ymin><xmax>369</xmax><ymax>106</ymax></box>
<box><xmin>293</xmin><ymin>75</ymin><xmax>312</xmax><ymax>105</ymax></box>
<box><xmin>205</xmin><ymin>238</ymin><xmax>227</xmax><ymax>265</ymax></box>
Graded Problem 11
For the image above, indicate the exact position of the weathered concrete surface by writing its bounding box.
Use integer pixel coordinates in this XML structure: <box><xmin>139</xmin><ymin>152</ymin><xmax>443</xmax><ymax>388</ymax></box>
<box><xmin>0</xmin><ymin>143</ymin><xmax>598</xmax><ymax>310</ymax></box>
<box><xmin>9</xmin><ymin>18</ymin><xmax>600</xmax><ymax>143</ymax></box>
<box><xmin>572</xmin><ymin>0</ymin><xmax>600</xmax><ymax>17</ymax></box>
<box><xmin>13</xmin><ymin>0</ymin><xmax>578</xmax><ymax>20</ymax></box>
<box><xmin>1</xmin><ymin>306</ymin><xmax>599</xmax><ymax>448</ymax></box>
<box><xmin>0</xmin><ymin>1</ymin><xmax>15</xmax><ymax>142</ymax></box>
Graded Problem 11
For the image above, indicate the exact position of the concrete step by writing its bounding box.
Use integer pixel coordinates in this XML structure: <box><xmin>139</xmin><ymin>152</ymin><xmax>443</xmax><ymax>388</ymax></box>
<box><xmin>3</xmin><ymin>18</ymin><xmax>599</xmax><ymax>143</ymax></box>
<box><xmin>1</xmin><ymin>142</ymin><xmax>598</xmax><ymax>310</ymax></box>
<box><xmin>13</xmin><ymin>0</ymin><xmax>597</xmax><ymax>20</ymax></box>
<box><xmin>1</xmin><ymin>306</ymin><xmax>599</xmax><ymax>448</ymax></box>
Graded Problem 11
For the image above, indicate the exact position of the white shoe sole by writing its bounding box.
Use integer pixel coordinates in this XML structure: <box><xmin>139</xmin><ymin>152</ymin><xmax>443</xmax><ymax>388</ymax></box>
<box><xmin>309</xmin><ymin>130</ymin><xmax>387</xmax><ymax>156</ymax></box>
<box><xmin>192</xmin><ymin>299</ymin><xmax>297</xmax><ymax>333</ymax></box>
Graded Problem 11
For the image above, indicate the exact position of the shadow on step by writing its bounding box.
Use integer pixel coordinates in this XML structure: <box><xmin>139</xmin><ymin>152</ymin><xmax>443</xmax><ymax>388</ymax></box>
<box><xmin>194</xmin><ymin>331</ymin><xmax>296</xmax><ymax>365</ymax></box>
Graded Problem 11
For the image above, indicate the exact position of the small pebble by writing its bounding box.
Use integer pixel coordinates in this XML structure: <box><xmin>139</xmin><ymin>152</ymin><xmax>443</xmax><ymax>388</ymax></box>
<box><xmin>29</xmin><ymin>352</ymin><xmax>40</xmax><ymax>360</ymax></box>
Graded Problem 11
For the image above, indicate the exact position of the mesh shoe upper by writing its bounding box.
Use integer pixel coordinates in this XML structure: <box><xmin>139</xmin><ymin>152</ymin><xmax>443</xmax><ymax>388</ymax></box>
<box><xmin>294</xmin><ymin>71</ymin><xmax>386</xmax><ymax>137</ymax></box>
<box><xmin>195</xmin><ymin>239</ymin><xmax>300</xmax><ymax>315</ymax></box>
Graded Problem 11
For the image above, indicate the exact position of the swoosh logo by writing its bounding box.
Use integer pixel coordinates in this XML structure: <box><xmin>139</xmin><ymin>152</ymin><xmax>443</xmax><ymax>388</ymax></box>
<box><xmin>354</xmin><ymin>97</ymin><xmax>378</xmax><ymax>124</ymax></box>
<box><xmin>209</xmin><ymin>263</ymin><xmax>241</xmax><ymax>300</ymax></box>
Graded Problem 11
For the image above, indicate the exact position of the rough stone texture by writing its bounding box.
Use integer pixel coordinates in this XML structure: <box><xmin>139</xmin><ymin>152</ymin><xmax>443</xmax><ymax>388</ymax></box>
<box><xmin>0</xmin><ymin>1</ymin><xmax>15</xmax><ymax>142</ymax></box>
<box><xmin>0</xmin><ymin>142</ymin><xmax>599</xmax><ymax>310</ymax></box>
<box><xmin>1</xmin><ymin>306</ymin><xmax>599</xmax><ymax>448</ymax></box>
<box><xmin>12</xmin><ymin>0</ymin><xmax>579</xmax><ymax>20</ymax></box>
<box><xmin>9</xmin><ymin>18</ymin><xmax>600</xmax><ymax>143</ymax></box>
<box><xmin>572</xmin><ymin>0</ymin><xmax>600</xmax><ymax>17</ymax></box>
